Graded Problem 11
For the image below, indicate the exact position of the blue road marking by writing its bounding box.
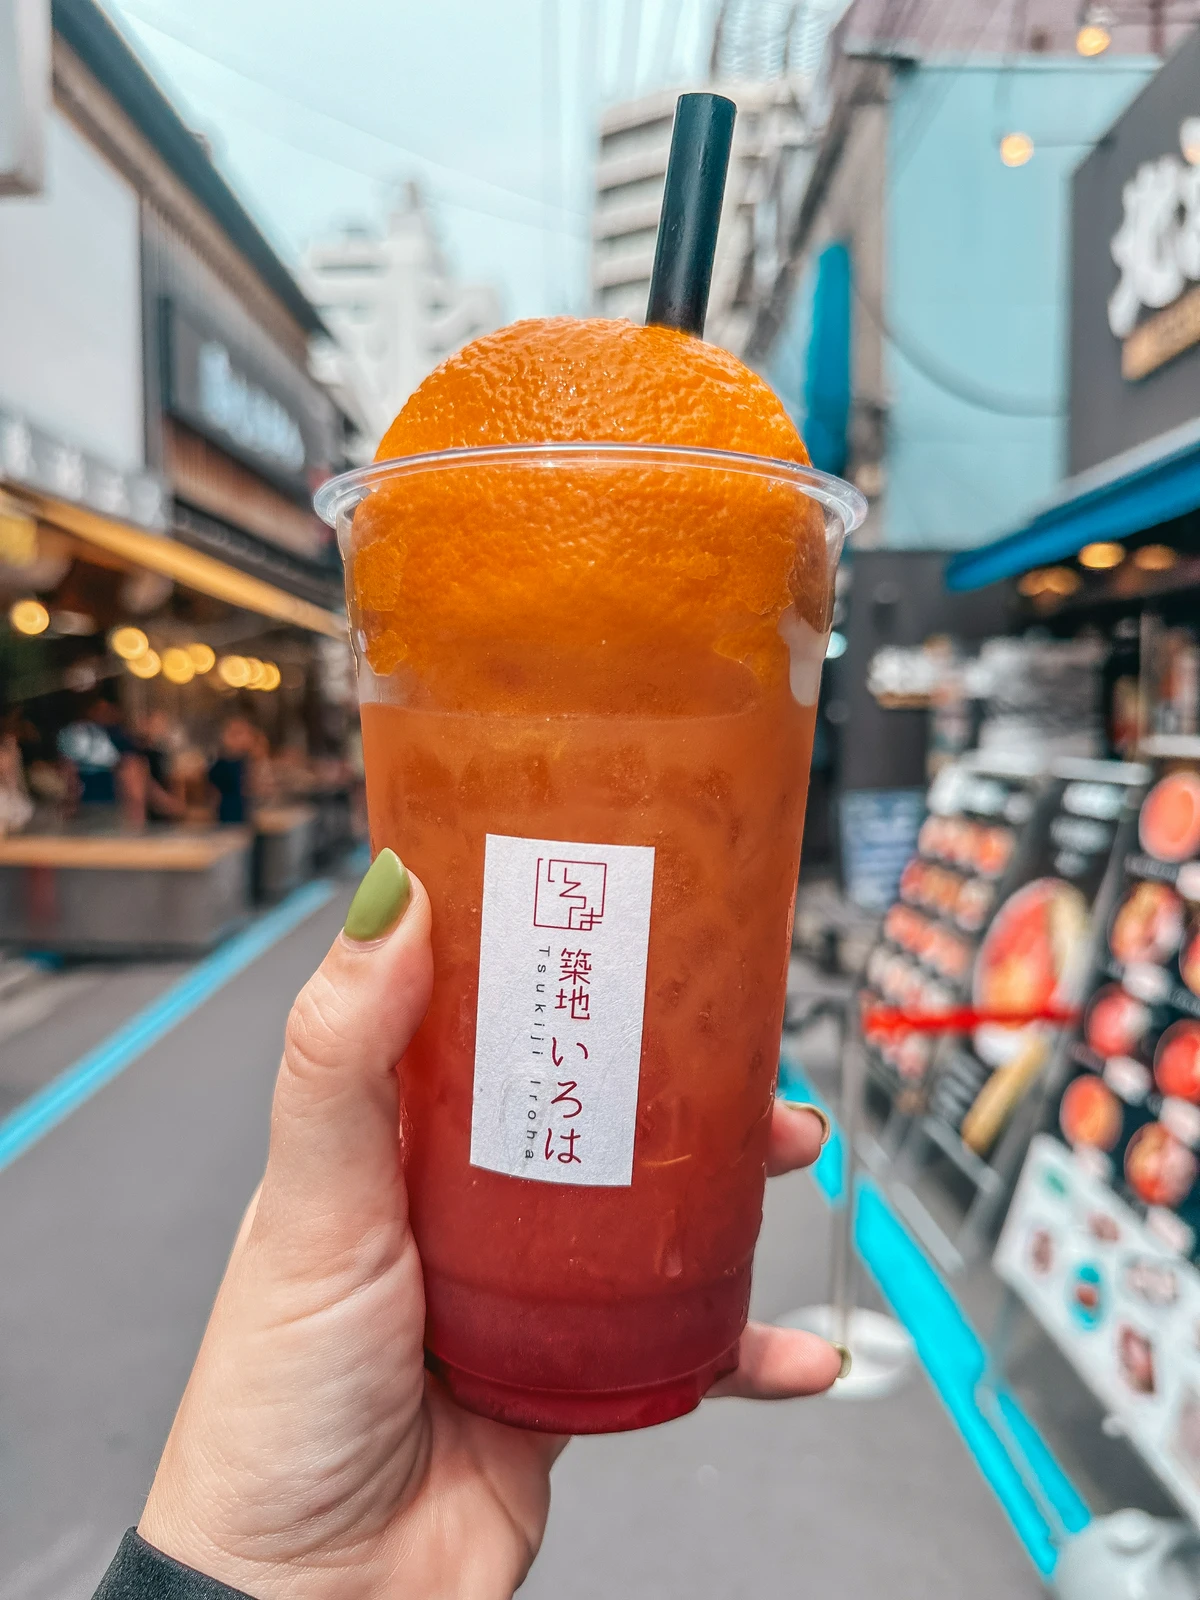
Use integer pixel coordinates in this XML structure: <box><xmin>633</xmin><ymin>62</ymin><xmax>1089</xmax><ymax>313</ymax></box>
<box><xmin>0</xmin><ymin>879</ymin><xmax>337</xmax><ymax>1175</ymax></box>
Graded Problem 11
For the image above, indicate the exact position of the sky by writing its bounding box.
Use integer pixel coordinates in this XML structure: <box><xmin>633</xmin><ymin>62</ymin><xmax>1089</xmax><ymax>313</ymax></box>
<box><xmin>99</xmin><ymin>0</ymin><xmax>733</xmax><ymax>321</ymax></box>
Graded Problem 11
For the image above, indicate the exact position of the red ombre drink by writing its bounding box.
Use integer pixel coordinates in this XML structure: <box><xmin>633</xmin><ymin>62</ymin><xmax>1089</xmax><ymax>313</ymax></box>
<box><xmin>317</xmin><ymin>385</ymin><xmax>863</xmax><ymax>1435</ymax></box>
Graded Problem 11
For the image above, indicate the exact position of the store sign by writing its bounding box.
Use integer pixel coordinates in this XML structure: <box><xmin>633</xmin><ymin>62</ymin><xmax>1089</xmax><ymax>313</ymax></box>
<box><xmin>161</xmin><ymin>298</ymin><xmax>317</xmax><ymax>494</ymax></box>
<box><xmin>0</xmin><ymin>0</ymin><xmax>49</xmax><ymax>197</ymax></box>
<box><xmin>196</xmin><ymin>342</ymin><xmax>306</xmax><ymax>474</ymax></box>
<box><xmin>0</xmin><ymin>406</ymin><xmax>168</xmax><ymax>530</ymax></box>
<box><xmin>1108</xmin><ymin>139</ymin><xmax>1200</xmax><ymax>379</ymax></box>
<box><xmin>1070</xmin><ymin>31</ymin><xmax>1200</xmax><ymax>473</ymax></box>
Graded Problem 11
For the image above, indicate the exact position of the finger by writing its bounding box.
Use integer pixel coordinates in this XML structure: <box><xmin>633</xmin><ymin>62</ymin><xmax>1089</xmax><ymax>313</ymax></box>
<box><xmin>767</xmin><ymin>1097</ymin><xmax>831</xmax><ymax>1176</ymax></box>
<box><xmin>259</xmin><ymin>850</ymin><xmax>433</xmax><ymax>1236</ymax></box>
<box><xmin>708</xmin><ymin>1322</ymin><xmax>846</xmax><ymax>1400</ymax></box>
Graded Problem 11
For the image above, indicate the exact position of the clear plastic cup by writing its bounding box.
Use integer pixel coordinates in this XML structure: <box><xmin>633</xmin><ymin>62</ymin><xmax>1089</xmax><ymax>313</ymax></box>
<box><xmin>316</xmin><ymin>442</ymin><xmax>865</xmax><ymax>1432</ymax></box>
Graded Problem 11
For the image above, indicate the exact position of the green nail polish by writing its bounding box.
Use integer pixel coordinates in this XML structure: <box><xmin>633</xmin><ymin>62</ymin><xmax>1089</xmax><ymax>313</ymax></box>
<box><xmin>834</xmin><ymin>1342</ymin><xmax>853</xmax><ymax>1381</ymax></box>
<box><xmin>344</xmin><ymin>848</ymin><xmax>412</xmax><ymax>941</ymax></box>
<box><xmin>790</xmin><ymin>1101</ymin><xmax>832</xmax><ymax>1146</ymax></box>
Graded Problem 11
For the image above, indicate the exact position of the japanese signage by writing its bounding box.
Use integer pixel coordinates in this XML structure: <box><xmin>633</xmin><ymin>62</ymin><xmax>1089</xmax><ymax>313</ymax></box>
<box><xmin>997</xmin><ymin>1134</ymin><xmax>1200</xmax><ymax>1525</ymax></box>
<box><xmin>1108</xmin><ymin>136</ymin><xmax>1200</xmax><ymax>378</ymax></box>
<box><xmin>1070</xmin><ymin>31</ymin><xmax>1200</xmax><ymax>472</ymax></box>
<box><xmin>470</xmin><ymin>832</ymin><xmax>655</xmax><ymax>1187</ymax></box>
<box><xmin>996</xmin><ymin>749</ymin><xmax>1200</xmax><ymax>1516</ymax></box>
<box><xmin>159</xmin><ymin>297</ymin><xmax>324</xmax><ymax>498</ymax></box>
<box><xmin>0</xmin><ymin>406</ymin><xmax>167</xmax><ymax>531</ymax></box>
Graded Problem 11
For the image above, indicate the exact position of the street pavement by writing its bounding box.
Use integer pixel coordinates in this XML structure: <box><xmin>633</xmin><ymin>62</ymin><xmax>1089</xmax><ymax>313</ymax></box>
<box><xmin>0</xmin><ymin>887</ymin><xmax>1040</xmax><ymax>1599</ymax></box>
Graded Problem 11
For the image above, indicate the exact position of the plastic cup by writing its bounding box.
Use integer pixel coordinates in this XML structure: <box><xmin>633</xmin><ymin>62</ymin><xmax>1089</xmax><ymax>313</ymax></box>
<box><xmin>316</xmin><ymin>442</ymin><xmax>865</xmax><ymax>1432</ymax></box>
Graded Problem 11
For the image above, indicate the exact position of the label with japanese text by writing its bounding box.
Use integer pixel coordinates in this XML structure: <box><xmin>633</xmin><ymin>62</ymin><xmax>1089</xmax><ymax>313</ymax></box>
<box><xmin>470</xmin><ymin>832</ymin><xmax>655</xmax><ymax>1187</ymax></box>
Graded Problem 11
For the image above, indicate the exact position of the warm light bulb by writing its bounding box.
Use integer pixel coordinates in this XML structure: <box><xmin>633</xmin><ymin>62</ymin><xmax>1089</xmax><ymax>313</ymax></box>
<box><xmin>1133</xmin><ymin>544</ymin><xmax>1178</xmax><ymax>572</ymax></box>
<box><xmin>1076</xmin><ymin>22</ymin><xmax>1111</xmax><ymax>55</ymax></box>
<box><xmin>1000</xmin><ymin>132</ymin><xmax>1034</xmax><ymax>168</ymax></box>
<box><xmin>259</xmin><ymin>661</ymin><xmax>282</xmax><ymax>690</ymax></box>
<box><xmin>127</xmin><ymin>648</ymin><xmax>162</xmax><ymax>680</ymax></box>
<box><xmin>1017</xmin><ymin>570</ymin><xmax>1049</xmax><ymax>597</ymax></box>
<box><xmin>218</xmin><ymin>654</ymin><xmax>252</xmax><ymax>688</ymax></box>
<box><xmin>187</xmin><ymin>642</ymin><xmax>216</xmax><ymax>673</ymax></box>
<box><xmin>111</xmin><ymin>625</ymin><xmax>149</xmax><ymax>660</ymax></box>
<box><xmin>10</xmin><ymin>598</ymin><xmax>50</xmax><ymax>635</ymax></box>
<box><xmin>161</xmin><ymin>647</ymin><xmax>196</xmax><ymax>685</ymax></box>
<box><xmin>1078</xmin><ymin>541</ymin><xmax>1125</xmax><ymax>570</ymax></box>
<box><xmin>1041</xmin><ymin>567</ymin><xmax>1081</xmax><ymax>596</ymax></box>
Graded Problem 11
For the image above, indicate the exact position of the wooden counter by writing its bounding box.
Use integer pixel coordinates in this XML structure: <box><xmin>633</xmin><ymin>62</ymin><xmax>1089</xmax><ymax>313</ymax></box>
<box><xmin>0</xmin><ymin>827</ymin><xmax>253</xmax><ymax>955</ymax></box>
<box><xmin>252</xmin><ymin>806</ymin><xmax>317</xmax><ymax>903</ymax></box>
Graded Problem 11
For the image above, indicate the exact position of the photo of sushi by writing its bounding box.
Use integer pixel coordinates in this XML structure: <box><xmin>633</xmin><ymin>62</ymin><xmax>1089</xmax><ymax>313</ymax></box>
<box><xmin>1139</xmin><ymin>770</ymin><xmax>1200</xmax><ymax>864</ymax></box>
<box><xmin>1109</xmin><ymin>881</ymin><xmax>1184</xmax><ymax>967</ymax></box>
<box><xmin>1154</xmin><ymin>1021</ymin><xmax>1200</xmax><ymax>1105</ymax></box>
<box><xmin>1084</xmin><ymin>985</ymin><xmax>1150</xmax><ymax>1059</ymax></box>
<box><xmin>1059</xmin><ymin>1075</ymin><xmax>1124</xmax><ymax>1152</ymax></box>
<box><xmin>1124</xmin><ymin>1122</ymin><xmax>1199</xmax><ymax>1209</ymax></box>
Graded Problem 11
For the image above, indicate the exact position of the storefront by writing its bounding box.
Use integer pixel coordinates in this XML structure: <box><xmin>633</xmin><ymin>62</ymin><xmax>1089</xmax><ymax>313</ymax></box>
<box><xmin>0</xmin><ymin>0</ymin><xmax>357</xmax><ymax>952</ymax></box>
<box><xmin>843</xmin><ymin>32</ymin><xmax>1200</xmax><ymax>1552</ymax></box>
<box><xmin>946</xmin><ymin>26</ymin><xmax>1200</xmax><ymax>752</ymax></box>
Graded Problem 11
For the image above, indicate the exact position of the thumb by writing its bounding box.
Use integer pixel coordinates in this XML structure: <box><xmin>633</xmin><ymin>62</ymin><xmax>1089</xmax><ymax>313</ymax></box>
<box><xmin>257</xmin><ymin>849</ymin><xmax>434</xmax><ymax>1242</ymax></box>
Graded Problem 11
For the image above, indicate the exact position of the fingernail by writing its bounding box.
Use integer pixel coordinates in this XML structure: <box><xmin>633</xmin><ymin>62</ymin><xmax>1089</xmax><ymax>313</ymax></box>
<box><xmin>788</xmin><ymin>1101</ymin><xmax>832</xmax><ymax>1146</ymax></box>
<box><xmin>834</xmin><ymin>1342</ymin><xmax>853</xmax><ymax>1381</ymax></box>
<box><xmin>344</xmin><ymin>848</ymin><xmax>412</xmax><ymax>942</ymax></box>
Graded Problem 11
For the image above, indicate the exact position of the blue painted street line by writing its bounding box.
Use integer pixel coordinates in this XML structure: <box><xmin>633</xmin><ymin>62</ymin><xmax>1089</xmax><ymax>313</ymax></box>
<box><xmin>778</xmin><ymin>1052</ymin><xmax>1090</xmax><ymax>1576</ymax></box>
<box><xmin>0</xmin><ymin>879</ymin><xmax>337</xmax><ymax>1176</ymax></box>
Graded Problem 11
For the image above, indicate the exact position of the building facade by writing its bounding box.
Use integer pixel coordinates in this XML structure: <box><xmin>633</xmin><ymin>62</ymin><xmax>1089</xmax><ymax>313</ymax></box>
<box><xmin>591</xmin><ymin>78</ymin><xmax>817</xmax><ymax>354</ymax></box>
<box><xmin>749</xmin><ymin>0</ymin><xmax>1186</xmax><ymax>551</ymax></box>
<box><xmin>303</xmin><ymin>184</ymin><xmax>501</xmax><ymax>458</ymax></box>
<box><xmin>0</xmin><ymin>0</ymin><xmax>354</xmax><ymax>775</ymax></box>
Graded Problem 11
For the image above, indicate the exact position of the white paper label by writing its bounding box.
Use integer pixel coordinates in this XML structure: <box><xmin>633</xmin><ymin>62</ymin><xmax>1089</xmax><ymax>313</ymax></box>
<box><xmin>470</xmin><ymin>832</ymin><xmax>655</xmax><ymax>1187</ymax></box>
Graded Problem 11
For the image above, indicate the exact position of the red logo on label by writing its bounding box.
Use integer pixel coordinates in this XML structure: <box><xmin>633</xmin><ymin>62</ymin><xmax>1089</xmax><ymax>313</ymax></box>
<box><xmin>534</xmin><ymin>858</ymin><xmax>607</xmax><ymax>930</ymax></box>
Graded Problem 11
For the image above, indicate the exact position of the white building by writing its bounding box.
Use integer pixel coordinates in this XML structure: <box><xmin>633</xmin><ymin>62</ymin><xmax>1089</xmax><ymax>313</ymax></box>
<box><xmin>590</xmin><ymin>1</ymin><xmax>826</xmax><ymax>356</ymax></box>
<box><xmin>303</xmin><ymin>183</ymin><xmax>501</xmax><ymax>459</ymax></box>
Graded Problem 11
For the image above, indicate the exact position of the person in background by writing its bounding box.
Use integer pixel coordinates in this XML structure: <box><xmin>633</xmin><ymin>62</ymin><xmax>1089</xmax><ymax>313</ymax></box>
<box><xmin>207</xmin><ymin>717</ymin><xmax>257</xmax><ymax>825</ymax></box>
<box><xmin>134</xmin><ymin>709</ymin><xmax>185</xmax><ymax>823</ymax></box>
<box><xmin>0</xmin><ymin>714</ymin><xmax>34</xmax><ymax>836</ymax></box>
<box><xmin>56</xmin><ymin>698</ymin><xmax>135</xmax><ymax>814</ymax></box>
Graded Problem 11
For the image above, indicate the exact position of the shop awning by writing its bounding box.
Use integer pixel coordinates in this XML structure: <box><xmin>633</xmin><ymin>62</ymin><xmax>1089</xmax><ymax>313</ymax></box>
<box><xmin>944</xmin><ymin>418</ymin><xmax>1200</xmax><ymax>593</ymax></box>
<box><xmin>13</xmin><ymin>488</ymin><xmax>346</xmax><ymax>640</ymax></box>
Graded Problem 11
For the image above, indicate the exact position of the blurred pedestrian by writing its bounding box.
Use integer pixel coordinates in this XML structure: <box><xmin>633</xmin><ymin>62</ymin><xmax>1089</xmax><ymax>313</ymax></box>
<box><xmin>134</xmin><ymin>709</ymin><xmax>185</xmax><ymax>823</ymax></box>
<box><xmin>207</xmin><ymin>717</ymin><xmax>257</xmax><ymax>825</ymax></box>
<box><xmin>91</xmin><ymin>850</ymin><xmax>843</xmax><ymax>1599</ymax></box>
<box><xmin>56</xmin><ymin>698</ymin><xmax>135</xmax><ymax>814</ymax></box>
<box><xmin>0</xmin><ymin>715</ymin><xmax>33</xmax><ymax>836</ymax></box>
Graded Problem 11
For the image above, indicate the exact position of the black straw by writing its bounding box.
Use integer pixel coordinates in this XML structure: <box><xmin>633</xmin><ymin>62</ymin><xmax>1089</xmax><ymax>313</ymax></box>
<box><xmin>645</xmin><ymin>92</ymin><xmax>737</xmax><ymax>338</ymax></box>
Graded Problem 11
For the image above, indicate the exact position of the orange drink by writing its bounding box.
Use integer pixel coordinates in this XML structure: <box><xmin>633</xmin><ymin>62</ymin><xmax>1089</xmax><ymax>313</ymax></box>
<box><xmin>316</xmin><ymin>323</ymin><xmax>864</xmax><ymax>1431</ymax></box>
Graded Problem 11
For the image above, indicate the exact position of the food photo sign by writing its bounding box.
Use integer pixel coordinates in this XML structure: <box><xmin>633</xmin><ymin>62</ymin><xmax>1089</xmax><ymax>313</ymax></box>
<box><xmin>861</xmin><ymin>755</ymin><xmax>1042</xmax><ymax>1105</ymax></box>
<box><xmin>997</xmin><ymin>747</ymin><xmax>1200</xmax><ymax>1521</ymax></box>
<box><xmin>924</xmin><ymin>760</ymin><xmax>1148</xmax><ymax>1159</ymax></box>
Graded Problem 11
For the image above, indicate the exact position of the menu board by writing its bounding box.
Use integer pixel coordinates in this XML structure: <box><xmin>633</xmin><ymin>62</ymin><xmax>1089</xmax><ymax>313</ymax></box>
<box><xmin>996</xmin><ymin>749</ymin><xmax>1200</xmax><ymax>1522</ymax></box>
<box><xmin>840</xmin><ymin>787</ymin><xmax>926</xmax><ymax>914</ymax></box>
<box><xmin>862</xmin><ymin>757</ymin><xmax>1041</xmax><ymax>1103</ymax></box>
<box><xmin>925</xmin><ymin>761</ymin><xmax>1146</xmax><ymax>1159</ymax></box>
<box><xmin>1030</xmin><ymin>752</ymin><xmax>1200</xmax><ymax>1256</ymax></box>
<box><xmin>996</xmin><ymin>1134</ymin><xmax>1200</xmax><ymax>1525</ymax></box>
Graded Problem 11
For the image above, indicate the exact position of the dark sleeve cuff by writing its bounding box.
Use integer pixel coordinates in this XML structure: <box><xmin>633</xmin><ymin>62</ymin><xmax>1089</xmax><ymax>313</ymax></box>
<box><xmin>93</xmin><ymin>1530</ymin><xmax>257</xmax><ymax>1599</ymax></box>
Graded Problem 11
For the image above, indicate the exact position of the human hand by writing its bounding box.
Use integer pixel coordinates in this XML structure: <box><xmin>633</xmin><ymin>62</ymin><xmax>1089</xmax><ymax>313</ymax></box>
<box><xmin>139</xmin><ymin>850</ymin><xmax>846</xmax><ymax>1599</ymax></box>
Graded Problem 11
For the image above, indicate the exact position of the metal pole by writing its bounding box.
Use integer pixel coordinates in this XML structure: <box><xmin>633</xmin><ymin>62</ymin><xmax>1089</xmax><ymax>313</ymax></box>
<box><xmin>830</xmin><ymin>997</ymin><xmax>862</xmax><ymax>1348</ymax></box>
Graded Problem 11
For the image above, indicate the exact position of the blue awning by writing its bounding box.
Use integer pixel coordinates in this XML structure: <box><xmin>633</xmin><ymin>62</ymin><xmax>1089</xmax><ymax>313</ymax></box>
<box><xmin>945</xmin><ymin>419</ymin><xmax>1200</xmax><ymax>592</ymax></box>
